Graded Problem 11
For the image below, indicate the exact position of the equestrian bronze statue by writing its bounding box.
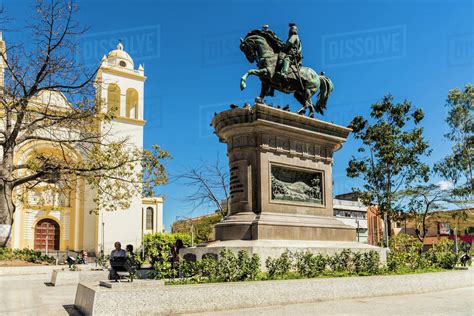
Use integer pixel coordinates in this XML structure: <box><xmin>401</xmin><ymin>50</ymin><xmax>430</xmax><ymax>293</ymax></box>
<box><xmin>239</xmin><ymin>24</ymin><xmax>333</xmax><ymax>118</ymax></box>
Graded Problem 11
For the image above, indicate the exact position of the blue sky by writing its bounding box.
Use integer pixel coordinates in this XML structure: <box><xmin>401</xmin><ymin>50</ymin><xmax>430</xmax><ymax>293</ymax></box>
<box><xmin>4</xmin><ymin>0</ymin><xmax>473</xmax><ymax>230</ymax></box>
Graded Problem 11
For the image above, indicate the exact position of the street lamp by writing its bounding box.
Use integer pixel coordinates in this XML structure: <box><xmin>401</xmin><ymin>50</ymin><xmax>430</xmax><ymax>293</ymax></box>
<box><xmin>355</xmin><ymin>218</ymin><xmax>360</xmax><ymax>242</ymax></box>
<box><xmin>101</xmin><ymin>212</ymin><xmax>105</xmax><ymax>258</ymax></box>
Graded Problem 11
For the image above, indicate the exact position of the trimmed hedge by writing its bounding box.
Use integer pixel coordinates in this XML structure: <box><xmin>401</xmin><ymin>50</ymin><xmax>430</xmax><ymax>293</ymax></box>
<box><xmin>149</xmin><ymin>233</ymin><xmax>460</xmax><ymax>285</ymax></box>
<box><xmin>0</xmin><ymin>248</ymin><xmax>56</xmax><ymax>264</ymax></box>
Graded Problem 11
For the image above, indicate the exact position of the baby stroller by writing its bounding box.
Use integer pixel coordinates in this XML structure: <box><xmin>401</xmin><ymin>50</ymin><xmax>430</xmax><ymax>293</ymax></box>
<box><xmin>109</xmin><ymin>257</ymin><xmax>135</xmax><ymax>282</ymax></box>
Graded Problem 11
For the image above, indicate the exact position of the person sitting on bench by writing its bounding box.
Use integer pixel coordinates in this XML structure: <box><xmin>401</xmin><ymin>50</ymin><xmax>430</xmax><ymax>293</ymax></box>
<box><xmin>109</xmin><ymin>241</ymin><xmax>126</xmax><ymax>280</ymax></box>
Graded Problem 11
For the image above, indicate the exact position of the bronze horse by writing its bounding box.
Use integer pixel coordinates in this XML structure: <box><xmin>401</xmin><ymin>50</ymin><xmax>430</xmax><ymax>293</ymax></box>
<box><xmin>239</xmin><ymin>30</ymin><xmax>333</xmax><ymax>117</ymax></box>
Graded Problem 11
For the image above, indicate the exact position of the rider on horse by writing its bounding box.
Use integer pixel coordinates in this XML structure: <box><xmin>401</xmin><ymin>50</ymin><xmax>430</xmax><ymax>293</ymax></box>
<box><xmin>278</xmin><ymin>23</ymin><xmax>302</xmax><ymax>80</ymax></box>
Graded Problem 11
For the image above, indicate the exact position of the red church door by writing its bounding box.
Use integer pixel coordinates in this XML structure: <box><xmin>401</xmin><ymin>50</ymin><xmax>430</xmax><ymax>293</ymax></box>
<box><xmin>34</xmin><ymin>219</ymin><xmax>60</xmax><ymax>251</ymax></box>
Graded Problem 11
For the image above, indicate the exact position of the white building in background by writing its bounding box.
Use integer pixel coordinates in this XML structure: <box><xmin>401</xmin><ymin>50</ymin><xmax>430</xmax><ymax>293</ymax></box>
<box><xmin>333</xmin><ymin>193</ymin><xmax>368</xmax><ymax>243</ymax></box>
<box><xmin>142</xmin><ymin>197</ymin><xmax>165</xmax><ymax>235</ymax></box>
<box><xmin>8</xmin><ymin>39</ymin><xmax>164</xmax><ymax>255</ymax></box>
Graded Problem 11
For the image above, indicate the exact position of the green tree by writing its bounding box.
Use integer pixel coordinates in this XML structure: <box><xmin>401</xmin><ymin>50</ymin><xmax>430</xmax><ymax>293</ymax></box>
<box><xmin>434</xmin><ymin>83</ymin><xmax>473</xmax><ymax>208</ymax></box>
<box><xmin>172</xmin><ymin>212</ymin><xmax>223</xmax><ymax>245</ymax></box>
<box><xmin>347</xmin><ymin>95</ymin><xmax>430</xmax><ymax>246</ymax></box>
<box><xmin>398</xmin><ymin>183</ymin><xmax>447</xmax><ymax>242</ymax></box>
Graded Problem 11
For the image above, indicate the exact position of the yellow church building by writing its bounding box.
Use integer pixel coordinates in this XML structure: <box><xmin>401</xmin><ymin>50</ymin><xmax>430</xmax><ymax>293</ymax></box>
<box><xmin>4</xmin><ymin>36</ymin><xmax>165</xmax><ymax>256</ymax></box>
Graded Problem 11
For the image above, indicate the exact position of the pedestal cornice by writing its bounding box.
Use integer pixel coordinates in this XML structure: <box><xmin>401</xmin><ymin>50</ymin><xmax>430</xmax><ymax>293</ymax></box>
<box><xmin>212</xmin><ymin>103</ymin><xmax>352</xmax><ymax>152</ymax></box>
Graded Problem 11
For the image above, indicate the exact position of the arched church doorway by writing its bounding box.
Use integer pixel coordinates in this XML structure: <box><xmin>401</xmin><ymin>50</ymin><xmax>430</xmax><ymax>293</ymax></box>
<box><xmin>34</xmin><ymin>218</ymin><xmax>60</xmax><ymax>251</ymax></box>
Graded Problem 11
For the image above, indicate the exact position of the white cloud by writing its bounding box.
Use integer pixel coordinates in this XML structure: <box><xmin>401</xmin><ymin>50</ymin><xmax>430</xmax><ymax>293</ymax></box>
<box><xmin>437</xmin><ymin>180</ymin><xmax>454</xmax><ymax>190</ymax></box>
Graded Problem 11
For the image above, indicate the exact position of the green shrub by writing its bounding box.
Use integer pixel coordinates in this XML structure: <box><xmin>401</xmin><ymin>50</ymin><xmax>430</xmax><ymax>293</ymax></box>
<box><xmin>215</xmin><ymin>249</ymin><xmax>240</xmax><ymax>282</ymax></box>
<box><xmin>169</xmin><ymin>250</ymin><xmax>261</xmax><ymax>283</ymax></box>
<box><xmin>143</xmin><ymin>232</ymin><xmax>191</xmax><ymax>265</ymax></box>
<box><xmin>152</xmin><ymin>260</ymin><xmax>175</xmax><ymax>279</ymax></box>
<box><xmin>295</xmin><ymin>251</ymin><xmax>327</xmax><ymax>278</ymax></box>
<box><xmin>266</xmin><ymin>250</ymin><xmax>293</xmax><ymax>278</ymax></box>
<box><xmin>236</xmin><ymin>250</ymin><xmax>261</xmax><ymax>281</ymax></box>
<box><xmin>179</xmin><ymin>259</ymin><xmax>200</xmax><ymax>279</ymax></box>
<box><xmin>353</xmin><ymin>251</ymin><xmax>380</xmax><ymax>274</ymax></box>
<box><xmin>328</xmin><ymin>249</ymin><xmax>351</xmax><ymax>272</ymax></box>
<box><xmin>0</xmin><ymin>248</ymin><xmax>55</xmax><ymax>264</ymax></box>
<box><xmin>199</xmin><ymin>256</ymin><xmax>219</xmax><ymax>279</ymax></box>
<box><xmin>425</xmin><ymin>239</ymin><xmax>458</xmax><ymax>269</ymax></box>
<box><xmin>387</xmin><ymin>234</ymin><xmax>426</xmax><ymax>271</ymax></box>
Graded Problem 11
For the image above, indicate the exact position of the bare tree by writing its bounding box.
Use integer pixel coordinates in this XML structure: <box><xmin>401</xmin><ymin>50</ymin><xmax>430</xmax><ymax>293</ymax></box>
<box><xmin>0</xmin><ymin>0</ymin><xmax>169</xmax><ymax>246</ymax></box>
<box><xmin>176</xmin><ymin>156</ymin><xmax>229</xmax><ymax>216</ymax></box>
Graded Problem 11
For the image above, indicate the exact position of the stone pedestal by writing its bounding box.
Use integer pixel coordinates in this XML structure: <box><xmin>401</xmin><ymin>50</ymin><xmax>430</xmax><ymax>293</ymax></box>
<box><xmin>212</xmin><ymin>103</ymin><xmax>355</xmax><ymax>241</ymax></box>
<box><xmin>50</xmin><ymin>269</ymin><xmax>108</xmax><ymax>286</ymax></box>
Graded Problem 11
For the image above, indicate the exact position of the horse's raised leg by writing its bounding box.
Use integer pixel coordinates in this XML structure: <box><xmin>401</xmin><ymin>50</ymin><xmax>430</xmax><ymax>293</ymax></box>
<box><xmin>240</xmin><ymin>68</ymin><xmax>265</xmax><ymax>91</ymax></box>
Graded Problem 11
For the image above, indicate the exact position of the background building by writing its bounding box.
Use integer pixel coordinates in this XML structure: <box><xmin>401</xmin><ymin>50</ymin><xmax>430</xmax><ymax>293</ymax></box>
<box><xmin>172</xmin><ymin>212</ymin><xmax>223</xmax><ymax>245</ymax></box>
<box><xmin>393</xmin><ymin>209</ymin><xmax>474</xmax><ymax>249</ymax></box>
<box><xmin>367</xmin><ymin>205</ymin><xmax>384</xmax><ymax>246</ymax></box>
<box><xmin>333</xmin><ymin>193</ymin><xmax>368</xmax><ymax>243</ymax></box>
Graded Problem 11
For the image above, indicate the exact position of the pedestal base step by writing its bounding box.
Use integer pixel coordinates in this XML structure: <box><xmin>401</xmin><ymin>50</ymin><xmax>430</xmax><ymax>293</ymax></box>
<box><xmin>214</xmin><ymin>212</ymin><xmax>357</xmax><ymax>241</ymax></box>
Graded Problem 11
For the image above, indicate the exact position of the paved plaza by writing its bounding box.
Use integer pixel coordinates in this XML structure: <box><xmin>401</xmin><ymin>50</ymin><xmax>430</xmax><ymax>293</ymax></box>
<box><xmin>0</xmin><ymin>272</ymin><xmax>472</xmax><ymax>315</ymax></box>
<box><xmin>0</xmin><ymin>273</ymin><xmax>79</xmax><ymax>315</ymax></box>
<box><xmin>196</xmin><ymin>286</ymin><xmax>474</xmax><ymax>316</ymax></box>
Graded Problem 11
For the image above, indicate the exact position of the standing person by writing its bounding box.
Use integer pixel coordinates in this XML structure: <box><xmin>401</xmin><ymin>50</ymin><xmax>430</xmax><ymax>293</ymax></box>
<box><xmin>81</xmin><ymin>249</ymin><xmax>88</xmax><ymax>264</ymax></box>
<box><xmin>109</xmin><ymin>241</ymin><xmax>126</xmax><ymax>280</ymax></box>
<box><xmin>169</xmin><ymin>239</ymin><xmax>184</xmax><ymax>269</ymax></box>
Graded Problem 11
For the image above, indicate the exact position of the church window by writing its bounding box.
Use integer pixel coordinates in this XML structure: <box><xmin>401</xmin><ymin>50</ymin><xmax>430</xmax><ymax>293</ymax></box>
<box><xmin>119</xmin><ymin>61</ymin><xmax>126</xmax><ymax>67</ymax></box>
<box><xmin>146</xmin><ymin>207</ymin><xmax>154</xmax><ymax>230</ymax></box>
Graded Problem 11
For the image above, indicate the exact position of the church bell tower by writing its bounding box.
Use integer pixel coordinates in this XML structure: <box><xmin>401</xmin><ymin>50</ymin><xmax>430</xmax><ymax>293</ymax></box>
<box><xmin>94</xmin><ymin>41</ymin><xmax>147</xmax><ymax>252</ymax></box>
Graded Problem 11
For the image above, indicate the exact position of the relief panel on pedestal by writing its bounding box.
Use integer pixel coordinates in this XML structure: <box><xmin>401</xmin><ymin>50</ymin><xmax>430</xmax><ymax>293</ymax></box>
<box><xmin>270</xmin><ymin>164</ymin><xmax>325</xmax><ymax>206</ymax></box>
